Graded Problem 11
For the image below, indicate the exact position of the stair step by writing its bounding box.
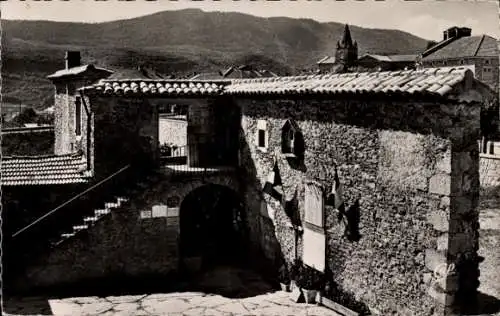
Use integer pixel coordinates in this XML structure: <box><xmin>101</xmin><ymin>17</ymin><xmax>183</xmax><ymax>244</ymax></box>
<box><xmin>116</xmin><ymin>197</ymin><xmax>129</xmax><ymax>204</ymax></box>
<box><xmin>95</xmin><ymin>209</ymin><xmax>111</xmax><ymax>216</ymax></box>
<box><xmin>73</xmin><ymin>225</ymin><xmax>88</xmax><ymax>231</ymax></box>
<box><xmin>83</xmin><ymin>216</ymin><xmax>99</xmax><ymax>223</ymax></box>
<box><xmin>105</xmin><ymin>202</ymin><xmax>119</xmax><ymax>208</ymax></box>
<box><xmin>61</xmin><ymin>233</ymin><xmax>75</xmax><ymax>238</ymax></box>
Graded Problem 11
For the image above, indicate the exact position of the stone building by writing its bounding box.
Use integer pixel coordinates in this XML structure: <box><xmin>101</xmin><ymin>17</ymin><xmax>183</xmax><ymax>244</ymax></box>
<box><xmin>418</xmin><ymin>27</ymin><xmax>499</xmax><ymax>143</ymax></box>
<box><xmin>317</xmin><ymin>24</ymin><xmax>358</xmax><ymax>73</ymax></box>
<box><xmin>2</xmin><ymin>51</ymin><xmax>496</xmax><ymax>316</ymax></box>
<box><xmin>356</xmin><ymin>54</ymin><xmax>417</xmax><ymax>71</ymax></box>
<box><xmin>419</xmin><ymin>27</ymin><xmax>498</xmax><ymax>93</ymax></box>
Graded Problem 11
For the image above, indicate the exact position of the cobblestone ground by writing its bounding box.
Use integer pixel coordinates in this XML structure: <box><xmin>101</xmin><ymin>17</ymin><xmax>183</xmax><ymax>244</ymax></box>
<box><xmin>3</xmin><ymin>266</ymin><xmax>341</xmax><ymax>316</ymax></box>
<box><xmin>4</xmin><ymin>290</ymin><xmax>342</xmax><ymax>316</ymax></box>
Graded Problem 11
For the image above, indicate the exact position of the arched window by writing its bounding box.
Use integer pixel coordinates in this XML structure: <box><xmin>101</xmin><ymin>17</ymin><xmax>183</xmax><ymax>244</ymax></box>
<box><xmin>281</xmin><ymin>119</ymin><xmax>303</xmax><ymax>158</ymax></box>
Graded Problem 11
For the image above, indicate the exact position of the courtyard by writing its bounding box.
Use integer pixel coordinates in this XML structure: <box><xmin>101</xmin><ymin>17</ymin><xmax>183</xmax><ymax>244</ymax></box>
<box><xmin>3</xmin><ymin>266</ymin><xmax>341</xmax><ymax>316</ymax></box>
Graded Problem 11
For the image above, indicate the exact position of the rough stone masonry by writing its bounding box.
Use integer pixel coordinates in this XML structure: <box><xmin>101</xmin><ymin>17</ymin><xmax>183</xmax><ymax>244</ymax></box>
<box><xmin>237</xmin><ymin>96</ymin><xmax>482</xmax><ymax>316</ymax></box>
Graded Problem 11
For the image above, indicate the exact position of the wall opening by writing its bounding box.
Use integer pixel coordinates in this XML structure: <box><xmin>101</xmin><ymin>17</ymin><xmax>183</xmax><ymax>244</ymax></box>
<box><xmin>179</xmin><ymin>184</ymin><xmax>248</xmax><ymax>268</ymax></box>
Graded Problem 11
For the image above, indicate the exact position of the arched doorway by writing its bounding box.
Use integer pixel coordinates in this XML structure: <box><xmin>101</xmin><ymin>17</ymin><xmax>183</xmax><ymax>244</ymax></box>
<box><xmin>179</xmin><ymin>184</ymin><xmax>247</xmax><ymax>268</ymax></box>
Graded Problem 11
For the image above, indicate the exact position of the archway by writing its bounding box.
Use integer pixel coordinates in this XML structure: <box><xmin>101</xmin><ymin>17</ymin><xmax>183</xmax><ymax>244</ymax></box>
<box><xmin>179</xmin><ymin>184</ymin><xmax>247</xmax><ymax>268</ymax></box>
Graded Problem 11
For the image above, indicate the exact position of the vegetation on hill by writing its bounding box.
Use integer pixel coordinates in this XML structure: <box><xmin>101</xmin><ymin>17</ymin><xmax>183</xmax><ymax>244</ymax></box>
<box><xmin>2</xmin><ymin>9</ymin><xmax>429</xmax><ymax>110</ymax></box>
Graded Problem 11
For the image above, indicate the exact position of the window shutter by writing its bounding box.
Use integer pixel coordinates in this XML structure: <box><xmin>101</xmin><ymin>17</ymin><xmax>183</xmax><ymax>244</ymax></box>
<box><xmin>304</xmin><ymin>182</ymin><xmax>324</xmax><ymax>228</ymax></box>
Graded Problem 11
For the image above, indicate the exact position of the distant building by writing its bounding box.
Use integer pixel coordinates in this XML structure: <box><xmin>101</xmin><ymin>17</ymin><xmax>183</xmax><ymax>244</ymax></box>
<box><xmin>419</xmin><ymin>26</ymin><xmax>499</xmax><ymax>93</ymax></box>
<box><xmin>190</xmin><ymin>65</ymin><xmax>278</xmax><ymax>80</ymax></box>
<box><xmin>357</xmin><ymin>54</ymin><xmax>417</xmax><ymax>71</ymax></box>
<box><xmin>317</xmin><ymin>24</ymin><xmax>358</xmax><ymax>73</ymax></box>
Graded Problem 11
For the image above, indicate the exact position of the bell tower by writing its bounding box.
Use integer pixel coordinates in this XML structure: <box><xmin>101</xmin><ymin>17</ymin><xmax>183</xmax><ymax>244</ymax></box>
<box><xmin>335</xmin><ymin>24</ymin><xmax>358</xmax><ymax>70</ymax></box>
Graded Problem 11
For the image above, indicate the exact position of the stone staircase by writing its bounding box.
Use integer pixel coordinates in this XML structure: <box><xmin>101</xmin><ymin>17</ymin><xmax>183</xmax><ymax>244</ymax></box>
<box><xmin>48</xmin><ymin>171</ymin><xmax>164</xmax><ymax>248</ymax></box>
<box><xmin>51</xmin><ymin>196</ymin><xmax>130</xmax><ymax>247</ymax></box>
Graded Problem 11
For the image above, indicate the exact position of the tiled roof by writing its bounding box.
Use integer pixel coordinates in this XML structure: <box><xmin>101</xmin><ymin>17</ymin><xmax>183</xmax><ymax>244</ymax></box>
<box><xmin>359</xmin><ymin>54</ymin><xmax>417</xmax><ymax>63</ymax></box>
<box><xmin>1</xmin><ymin>154</ymin><xmax>91</xmax><ymax>186</ymax></box>
<box><xmin>317</xmin><ymin>56</ymin><xmax>336</xmax><ymax>64</ymax></box>
<box><xmin>422</xmin><ymin>35</ymin><xmax>498</xmax><ymax>61</ymax></box>
<box><xmin>80</xmin><ymin>67</ymin><xmax>490</xmax><ymax>100</ymax></box>
<box><xmin>47</xmin><ymin>64</ymin><xmax>113</xmax><ymax>80</ymax></box>
<box><xmin>225</xmin><ymin>67</ymin><xmax>477</xmax><ymax>98</ymax></box>
<box><xmin>81</xmin><ymin>80</ymin><xmax>230</xmax><ymax>96</ymax></box>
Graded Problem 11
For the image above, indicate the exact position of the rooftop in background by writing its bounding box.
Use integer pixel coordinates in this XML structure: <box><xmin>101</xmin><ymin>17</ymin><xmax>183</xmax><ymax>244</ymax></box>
<box><xmin>358</xmin><ymin>54</ymin><xmax>418</xmax><ymax>63</ymax></box>
<box><xmin>422</xmin><ymin>31</ymin><xmax>498</xmax><ymax>61</ymax></box>
<box><xmin>190</xmin><ymin>65</ymin><xmax>278</xmax><ymax>80</ymax></box>
<box><xmin>317</xmin><ymin>56</ymin><xmax>336</xmax><ymax>65</ymax></box>
<box><xmin>47</xmin><ymin>64</ymin><xmax>114</xmax><ymax>81</ymax></box>
<box><xmin>1</xmin><ymin>153</ymin><xmax>91</xmax><ymax>186</ymax></box>
<box><xmin>80</xmin><ymin>67</ymin><xmax>494</xmax><ymax>102</ymax></box>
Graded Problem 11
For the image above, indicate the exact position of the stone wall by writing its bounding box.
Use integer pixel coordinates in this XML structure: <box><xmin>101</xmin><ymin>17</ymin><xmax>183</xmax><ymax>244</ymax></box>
<box><xmin>90</xmin><ymin>97</ymin><xmax>159</xmax><ymax>178</ymax></box>
<box><xmin>480</xmin><ymin>154</ymin><xmax>500</xmax><ymax>187</ymax></box>
<box><xmin>237</xmin><ymin>97</ymin><xmax>481</xmax><ymax>316</ymax></box>
<box><xmin>17</xmin><ymin>171</ymin><xmax>240</xmax><ymax>291</ymax></box>
<box><xmin>159</xmin><ymin>117</ymin><xmax>187</xmax><ymax>146</ymax></box>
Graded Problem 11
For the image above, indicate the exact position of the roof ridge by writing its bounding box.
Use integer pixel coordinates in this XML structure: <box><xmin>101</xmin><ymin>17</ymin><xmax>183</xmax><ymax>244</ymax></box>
<box><xmin>3</xmin><ymin>153</ymin><xmax>84</xmax><ymax>160</ymax></box>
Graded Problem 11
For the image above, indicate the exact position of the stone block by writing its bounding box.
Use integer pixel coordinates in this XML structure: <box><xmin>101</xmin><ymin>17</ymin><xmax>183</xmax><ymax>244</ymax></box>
<box><xmin>436</xmin><ymin>152</ymin><xmax>452</xmax><ymax>174</ymax></box>
<box><xmin>428</xmin><ymin>284</ymin><xmax>455</xmax><ymax>306</ymax></box>
<box><xmin>452</xmin><ymin>152</ymin><xmax>473</xmax><ymax>174</ymax></box>
<box><xmin>429</xmin><ymin>174</ymin><xmax>451</xmax><ymax>196</ymax></box>
<box><xmin>140</xmin><ymin>210</ymin><xmax>152</xmax><ymax>219</ymax></box>
<box><xmin>434</xmin><ymin>275</ymin><xmax>459</xmax><ymax>293</ymax></box>
<box><xmin>152</xmin><ymin>204</ymin><xmax>167</xmax><ymax>218</ymax></box>
<box><xmin>450</xmin><ymin>196</ymin><xmax>472</xmax><ymax>217</ymax></box>
<box><xmin>436</xmin><ymin>234</ymin><xmax>449</xmax><ymax>251</ymax></box>
<box><xmin>167</xmin><ymin>207</ymin><xmax>179</xmax><ymax>218</ymax></box>
<box><xmin>427</xmin><ymin>209</ymin><xmax>450</xmax><ymax>232</ymax></box>
<box><xmin>448</xmin><ymin>232</ymin><xmax>475</xmax><ymax>255</ymax></box>
<box><xmin>425</xmin><ymin>249</ymin><xmax>447</xmax><ymax>273</ymax></box>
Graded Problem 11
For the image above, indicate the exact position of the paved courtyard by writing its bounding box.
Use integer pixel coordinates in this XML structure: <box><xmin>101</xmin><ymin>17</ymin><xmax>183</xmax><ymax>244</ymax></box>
<box><xmin>4</xmin><ymin>266</ymin><xmax>341</xmax><ymax>316</ymax></box>
<box><xmin>4</xmin><ymin>291</ymin><xmax>341</xmax><ymax>316</ymax></box>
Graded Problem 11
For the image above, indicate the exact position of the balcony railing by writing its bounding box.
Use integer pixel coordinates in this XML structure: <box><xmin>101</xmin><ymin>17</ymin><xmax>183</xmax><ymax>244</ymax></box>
<box><xmin>159</xmin><ymin>143</ymin><xmax>237</xmax><ymax>176</ymax></box>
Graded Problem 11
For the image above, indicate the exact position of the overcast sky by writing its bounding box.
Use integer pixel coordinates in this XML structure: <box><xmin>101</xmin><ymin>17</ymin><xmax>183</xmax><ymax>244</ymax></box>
<box><xmin>2</xmin><ymin>0</ymin><xmax>499</xmax><ymax>41</ymax></box>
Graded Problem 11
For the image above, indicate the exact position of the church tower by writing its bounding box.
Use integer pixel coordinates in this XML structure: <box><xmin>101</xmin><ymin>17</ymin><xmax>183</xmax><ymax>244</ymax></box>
<box><xmin>335</xmin><ymin>24</ymin><xmax>358</xmax><ymax>70</ymax></box>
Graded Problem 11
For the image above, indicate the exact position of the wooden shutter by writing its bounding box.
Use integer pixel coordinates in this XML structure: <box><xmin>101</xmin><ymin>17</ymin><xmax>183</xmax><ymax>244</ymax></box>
<box><xmin>304</xmin><ymin>182</ymin><xmax>324</xmax><ymax>228</ymax></box>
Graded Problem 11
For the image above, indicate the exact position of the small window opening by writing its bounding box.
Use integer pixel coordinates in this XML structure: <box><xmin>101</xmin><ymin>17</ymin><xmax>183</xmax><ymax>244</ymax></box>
<box><xmin>258</xmin><ymin>129</ymin><xmax>266</xmax><ymax>148</ymax></box>
<box><xmin>75</xmin><ymin>97</ymin><xmax>82</xmax><ymax>136</ymax></box>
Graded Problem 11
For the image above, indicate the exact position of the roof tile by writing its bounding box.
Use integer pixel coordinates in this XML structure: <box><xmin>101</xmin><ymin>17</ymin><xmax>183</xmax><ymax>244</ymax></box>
<box><xmin>1</xmin><ymin>154</ymin><xmax>90</xmax><ymax>186</ymax></box>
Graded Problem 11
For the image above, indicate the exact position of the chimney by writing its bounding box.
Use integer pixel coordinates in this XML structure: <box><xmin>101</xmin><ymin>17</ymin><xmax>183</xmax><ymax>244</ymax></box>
<box><xmin>65</xmin><ymin>51</ymin><xmax>81</xmax><ymax>69</ymax></box>
<box><xmin>443</xmin><ymin>26</ymin><xmax>471</xmax><ymax>41</ymax></box>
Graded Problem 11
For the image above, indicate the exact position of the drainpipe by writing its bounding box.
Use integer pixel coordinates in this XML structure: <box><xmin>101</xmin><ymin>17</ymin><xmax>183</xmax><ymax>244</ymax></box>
<box><xmin>79</xmin><ymin>90</ymin><xmax>92</xmax><ymax>172</ymax></box>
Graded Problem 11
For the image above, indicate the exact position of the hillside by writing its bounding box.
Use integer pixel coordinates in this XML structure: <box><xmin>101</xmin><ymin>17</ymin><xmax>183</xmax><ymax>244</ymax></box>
<box><xmin>2</xmin><ymin>8</ymin><xmax>429</xmax><ymax>110</ymax></box>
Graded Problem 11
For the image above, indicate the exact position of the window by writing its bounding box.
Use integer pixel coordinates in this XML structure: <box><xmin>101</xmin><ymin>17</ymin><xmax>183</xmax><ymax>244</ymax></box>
<box><xmin>258</xmin><ymin>130</ymin><xmax>266</xmax><ymax>147</ymax></box>
<box><xmin>484</xmin><ymin>67</ymin><xmax>492</xmax><ymax>73</ymax></box>
<box><xmin>281</xmin><ymin>119</ymin><xmax>303</xmax><ymax>158</ymax></box>
<box><xmin>75</xmin><ymin>96</ymin><xmax>82</xmax><ymax>136</ymax></box>
<box><xmin>459</xmin><ymin>60</ymin><xmax>465</xmax><ymax>65</ymax></box>
<box><xmin>485</xmin><ymin>59</ymin><xmax>490</xmax><ymax>65</ymax></box>
<box><xmin>256</xmin><ymin>120</ymin><xmax>268</xmax><ymax>151</ymax></box>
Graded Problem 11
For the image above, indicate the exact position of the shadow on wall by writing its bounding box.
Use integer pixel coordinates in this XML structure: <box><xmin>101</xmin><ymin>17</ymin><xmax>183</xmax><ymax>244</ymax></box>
<box><xmin>236</xmin><ymin>124</ymin><xmax>289</xmax><ymax>287</ymax></box>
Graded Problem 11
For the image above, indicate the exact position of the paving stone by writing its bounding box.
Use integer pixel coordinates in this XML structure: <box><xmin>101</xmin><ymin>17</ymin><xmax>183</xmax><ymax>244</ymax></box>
<box><xmin>142</xmin><ymin>298</ymin><xmax>191</xmax><ymax>314</ymax></box>
<box><xmin>78</xmin><ymin>301</ymin><xmax>114</xmax><ymax>315</ymax></box>
<box><xmin>216</xmin><ymin>301</ymin><xmax>250</xmax><ymax>314</ymax></box>
<box><xmin>106</xmin><ymin>295</ymin><xmax>146</xmax><ymax>303</ymax></box>
<box><xmin>183</xmin><ymin>307</ymin><xmax>207</xmax><ymax>316</ymax></box>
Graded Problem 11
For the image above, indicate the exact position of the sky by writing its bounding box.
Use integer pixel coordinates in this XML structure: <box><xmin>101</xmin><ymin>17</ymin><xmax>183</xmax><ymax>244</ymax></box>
<box><xmin>1</xmin><ymin>0</ymin><xmax>499</xmax><ymax>41</ymax></box>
